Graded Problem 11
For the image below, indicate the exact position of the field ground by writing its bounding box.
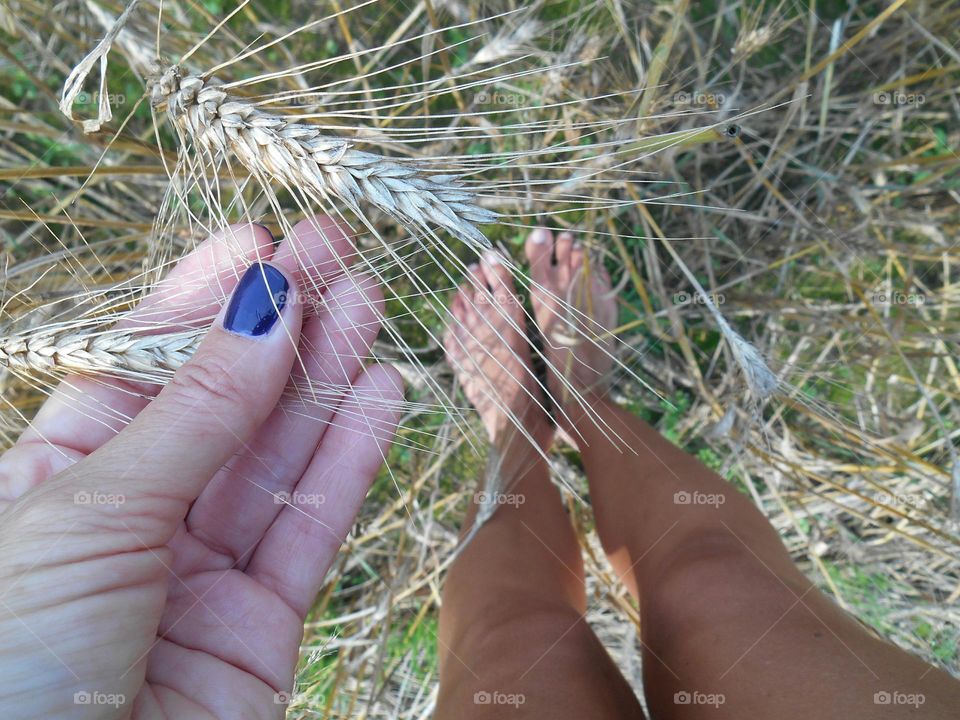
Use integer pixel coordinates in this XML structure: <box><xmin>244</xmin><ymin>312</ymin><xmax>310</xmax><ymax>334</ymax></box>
<box><xmin>1</xmin><ymin>0</ymin><xmax>958</xmax><ymax>716</ymax></box>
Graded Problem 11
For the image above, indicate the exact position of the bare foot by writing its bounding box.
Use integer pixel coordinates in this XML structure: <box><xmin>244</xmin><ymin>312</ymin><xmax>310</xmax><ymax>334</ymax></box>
<box><xmin>525</xmin><ymin>228</ymin><xmax>617</xmax><ymax>422</ymax></box>
<box><xmin>444</xmin><ymin>252</ymin><xmax>551</xmax><ymax>448</ymax></box>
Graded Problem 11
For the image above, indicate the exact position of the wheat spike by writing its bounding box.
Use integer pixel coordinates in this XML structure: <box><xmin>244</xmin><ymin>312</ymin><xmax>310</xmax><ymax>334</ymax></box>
<box><xmin>0</xmin><ymin>328</ymin><xmax>200</xmax><ymax>378</ymax></box>
<box><xmin>150</xmin><ymin>66</ymin><xmax>498</xmax><ymax>250</ymax></box>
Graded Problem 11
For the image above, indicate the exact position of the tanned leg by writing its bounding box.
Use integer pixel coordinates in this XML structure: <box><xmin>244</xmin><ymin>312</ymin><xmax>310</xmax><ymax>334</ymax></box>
<box><xmin>526</xmin><ymin>227</ymin><xmax>960</xmax><ymax>719</ymax></box>
<box><xmin>436</xmin><ymin>255</ymin><xmax>643</xmax><ymax>719</ymax></box>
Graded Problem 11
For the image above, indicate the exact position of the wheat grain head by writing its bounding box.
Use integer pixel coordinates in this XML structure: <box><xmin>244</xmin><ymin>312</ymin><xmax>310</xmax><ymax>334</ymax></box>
<box><xmin>0</xmin><ymin>328</ymin><xmax>200</xmax><ymax>380</ymax></box>
<box><xmin>150</xmin><ymin>66</ymin><xmax>497</xmax><ymax>252</ymax></box>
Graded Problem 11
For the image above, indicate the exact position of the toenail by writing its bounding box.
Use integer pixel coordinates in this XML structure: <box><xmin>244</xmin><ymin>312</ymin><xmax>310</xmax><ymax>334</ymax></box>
<box><xmin>530</xmin><ymin>228</ymin><xmax>550</xmax><ymax>244</ymax></box>
<box><xmin>483</xmin><ymin>250</ymin><xmax>502</xmax><ymax>266</ymax></box>
<box><xmin>468</xmin><ymin>263</ymin><xmax>480</xmax><ymax>272</ymax></box>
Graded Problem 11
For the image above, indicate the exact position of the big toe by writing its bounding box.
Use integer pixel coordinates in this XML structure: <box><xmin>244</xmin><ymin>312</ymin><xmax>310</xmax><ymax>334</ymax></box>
<box><xmin>527</xmin><ymin>227</ymin><xmax>573</xmax><ymax>330</ymax></box>
<box><xmin>525</xmin><ymin>227</ymin><xmax>554</xmax><ymax>282</ymax></box>
<box><xmin>445</xmin><ymin>266</ymin><xmax>482</xmax><ymax>343</ymax></box>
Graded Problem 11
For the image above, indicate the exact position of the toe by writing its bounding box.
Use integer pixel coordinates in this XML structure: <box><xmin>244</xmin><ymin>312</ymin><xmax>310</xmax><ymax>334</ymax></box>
<box><xmin>568</xmin><ymin>240</ymin><xmax>585</xmax><ymax>274</ymax></box>
<box><xmin>526</xmin><ymin>230</ymin><xmax>563</xmax><ymax>332</ymax></box>
<box><xmin>566</xmin><ymin>241</ymin><xmax>589</xmax><ymax>299</ymax></box>
<box><xmin>525</xmin><ymin>227</ymin><xmax>554</xmax><ymax>280</ymax></box>
<box><xmin>481</xmin><ymin>250</ymin><xmax>514</xmax><ymax>295</ymax></box>
<box><xmin>554</xmin><ymin>231</ymin><xmax>575</xmax><ymax>271</ymax></box>
<box><xmin>446</xmin><ymin>269</ymin><xmax>479</xmax><ymax>343</ymax></box>
<box><xmin>450</xmin><ymin>291</ymin><xmax>466</xmax><ymax>323</ymax></box>
<box><xmin>481</xmin><ymin>250</ymin><xmax>525</xmax><ymax>323</ymax></box>
<box><xmin>464</xmin><ymin>262</ymin><xmax>490</xmax><ymax>304</ymax></box>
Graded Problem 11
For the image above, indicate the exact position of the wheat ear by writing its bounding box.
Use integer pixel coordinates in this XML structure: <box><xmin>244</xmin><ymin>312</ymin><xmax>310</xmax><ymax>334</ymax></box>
<box><xmin>150</xmin><ymin>66</ymin><xmax>497</xmax><ymax>250</ymax></box>
<box><xmin>0</xmin><ymin>328</ymin><xmax>200</xmax><ymax>378</ymax></box>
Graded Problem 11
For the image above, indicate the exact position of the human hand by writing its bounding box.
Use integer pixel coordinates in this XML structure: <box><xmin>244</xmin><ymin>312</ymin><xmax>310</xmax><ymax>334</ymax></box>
<box><xmin>0</xmin><ymin>217</ymin><xmax>402</xmax><ymax>718</ymax></box>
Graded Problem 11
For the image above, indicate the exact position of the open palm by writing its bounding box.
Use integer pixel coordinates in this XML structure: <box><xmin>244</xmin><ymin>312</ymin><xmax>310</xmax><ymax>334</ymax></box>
<box><xmin>0</xmin><ymin>217</ymin><xmax>401</xmax><ymax>718</ymax></box>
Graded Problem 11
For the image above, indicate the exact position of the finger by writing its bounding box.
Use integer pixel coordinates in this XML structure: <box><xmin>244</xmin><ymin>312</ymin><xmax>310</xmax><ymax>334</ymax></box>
<box><xmin>40</xmin><ymin>261</ymin><xmax>302</xmax><ymax>547</ymax></box>
<box><xmin>450</xmin><ymin>290</ymin><xmax>466</xmax><ymax>323</ymax></box>
<box><xmin>182</xmin><ymin>214</ymin><xmax>368</xmax><ymax>565</ymax></box>
<box><xmin>185</xmin><ymin>271</ymin><xmax>384</xmax><ymax>567</ymax></box>
<box><xmin>13</xmin><ymin>224</ymin><xmax>275</xmax><ymax>456</ymax></box>
<box><xmin>246</xmin><ymin>365</ymin><xmax>403</xmax><ymax>617</ymax></box>
<box><xmin>272</xmin><ymin>214</ymin><xmax>356</xmax><ymax>290</ymax></box>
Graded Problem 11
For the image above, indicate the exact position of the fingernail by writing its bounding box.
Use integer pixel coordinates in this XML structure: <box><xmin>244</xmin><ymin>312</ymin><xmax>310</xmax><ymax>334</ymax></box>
<box><xmin>223</xmin><ymin>263</ymin><xmax>290</xmax><ymax>337</ymax></box>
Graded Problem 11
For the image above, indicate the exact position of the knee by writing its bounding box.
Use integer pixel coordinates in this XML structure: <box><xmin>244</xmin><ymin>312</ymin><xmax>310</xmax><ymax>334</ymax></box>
<box><xmin>444</xmin><ymin>601</ymin><xmax>592</xmax><ymax>677</ymax></box>
<box><xmin>643</xmin><ymin>527</ymin><xmax>809</xmax><ymax>631</ymax></box>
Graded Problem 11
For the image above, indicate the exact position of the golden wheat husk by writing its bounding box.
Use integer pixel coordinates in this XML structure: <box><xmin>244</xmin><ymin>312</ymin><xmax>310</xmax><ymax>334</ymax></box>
<box><xmin>0</xmin><ymin>328</ymin><xmax>200</xmax><ymax>378</ymax></box>
<box><xmin>151</xmin><ymin>66</ymin><xmax>497</xmax><ymax>251</ymax></box>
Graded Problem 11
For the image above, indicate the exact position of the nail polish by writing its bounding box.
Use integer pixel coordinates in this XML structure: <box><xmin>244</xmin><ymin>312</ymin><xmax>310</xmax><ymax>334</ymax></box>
<box><xmin>223</xmin><ymin>263</ymin><xmax>289</xmax><ymax>337</ymax></box>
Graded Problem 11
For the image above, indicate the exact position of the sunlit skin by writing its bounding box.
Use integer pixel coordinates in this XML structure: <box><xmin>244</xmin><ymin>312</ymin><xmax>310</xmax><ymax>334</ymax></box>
<box><xmin>437</xmin><ymin>227</ymin><xmax>960</xmax><ymax>719</ymax></box>
<box><xmin>0</xmin><ymin>217</ymin><xmax>402</xmax><ymax>719</ymax></box>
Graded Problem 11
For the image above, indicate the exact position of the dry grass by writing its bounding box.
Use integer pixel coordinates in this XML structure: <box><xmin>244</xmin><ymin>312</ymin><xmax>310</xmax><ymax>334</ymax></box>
<box><xmin>1</xmin><ymin>0</ymin><xmax>959</xmax><ymax>716</ymax></box>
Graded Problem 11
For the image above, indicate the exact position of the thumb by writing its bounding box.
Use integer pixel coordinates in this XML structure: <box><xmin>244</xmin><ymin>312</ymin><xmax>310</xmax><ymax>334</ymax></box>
<box><xmin>52</xmin><ymin>261</ymin><xmax>302</xmax><ymax>542</ymax></box>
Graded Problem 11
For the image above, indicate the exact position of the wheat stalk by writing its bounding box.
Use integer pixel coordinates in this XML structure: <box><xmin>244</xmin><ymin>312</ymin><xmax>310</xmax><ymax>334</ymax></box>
<box><xmin>0</xmin><ymin>328</ymin><xmax>200</xmax><ymax>378</ymax></box>
<box><xmin>150</xmin><ymin>65</ymin><xmax>497</xmax><ymax>250</ymax></box>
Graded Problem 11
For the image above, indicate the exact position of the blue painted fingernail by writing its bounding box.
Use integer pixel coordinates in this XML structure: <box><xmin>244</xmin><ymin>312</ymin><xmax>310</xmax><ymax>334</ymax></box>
<box><xmin>223</xmin><ymin>263</ymin><xmax>289</xmax><ymax>337</ymax></box>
